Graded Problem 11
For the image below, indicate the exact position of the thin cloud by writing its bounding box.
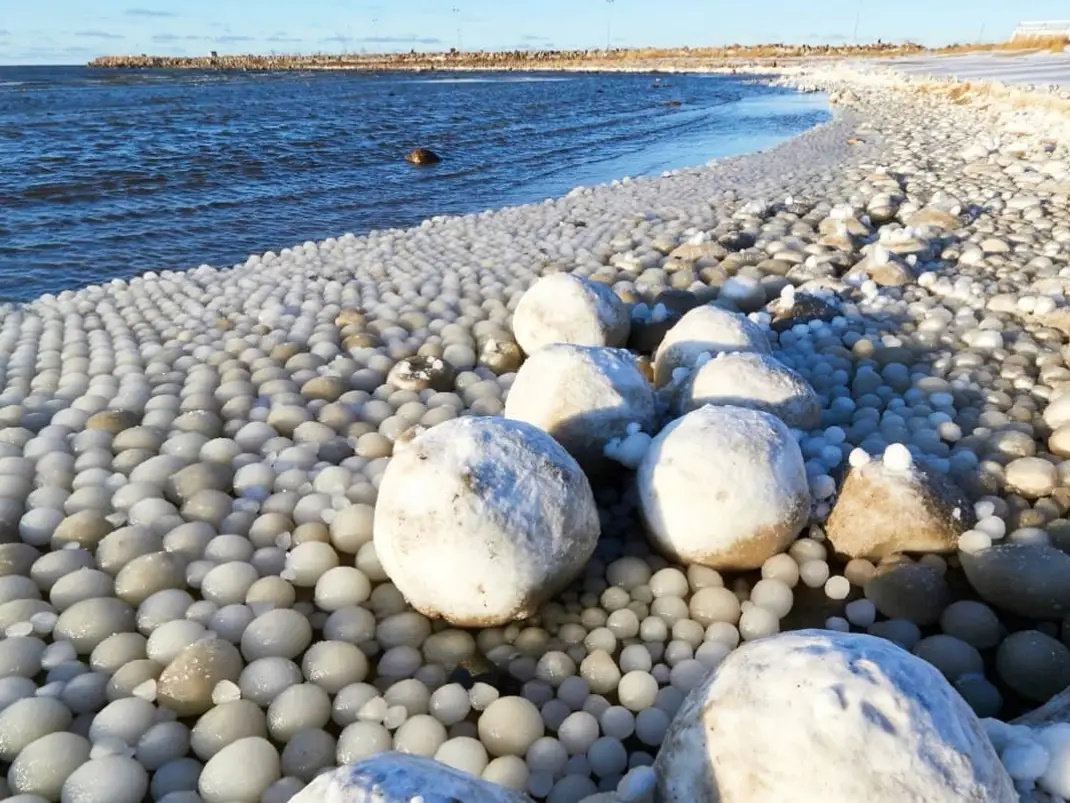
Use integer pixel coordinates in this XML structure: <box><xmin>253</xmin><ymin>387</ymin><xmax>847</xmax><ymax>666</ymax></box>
<box><xmin>521</xmin><ymin>35</ymin><xmax>551</xmax><ymax>42</ymax></box>
<box><xmin>0</xmin><ymin>30</ymin><xmax>9</xmax><ymax>37</ymax></box>
<box><xmin>356</xmin><ymin>35</ymin><xmax>444</xmax><ymax>45</ymax></box>
<box><xmin>76</xmin><ymin>30</ymin><xmax>125</xmax><ymax>40</ymax></box>
<box><xmin>152</xmin><ymin>33</ymin><xmax>203</xmax><ymax>42</ymax></box>
<box><xmin>216</xmin><ymin>35</ymin><xmax>255</xmax><ymax>43</ymax></box>
<box><xmin>125</xmin><ymin>8</ymin><xmax>179</xmax><ymax>17</ymax></box>
<box><xmin>267</xmin><ymin>33</ymin><xmax>303</xmax><ymax>43</ymax></box>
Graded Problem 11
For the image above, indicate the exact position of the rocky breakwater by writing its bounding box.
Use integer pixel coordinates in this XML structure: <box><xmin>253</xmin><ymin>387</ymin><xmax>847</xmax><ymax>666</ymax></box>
<box><xmin>4</xmin><ymin>58</ymin><xmax>1070</xmax><ymax>803</ymax></box>
<box><xmin>87</xmin><ymin>41</ymin><xmax>923</xmax><ymax>72</ymax></box>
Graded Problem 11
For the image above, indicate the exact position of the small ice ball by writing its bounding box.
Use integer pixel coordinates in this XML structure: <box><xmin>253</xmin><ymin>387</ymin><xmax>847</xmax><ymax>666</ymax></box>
<box><xmin>750</xmin><ymin>578</ymin><xmax>793</xmax><ymax>618</ymax></box>
<box><xmin>557</xmin><ymin>711</ymin><xmax>600</xmax><ymax>755</ymax></box>
<box><xmin>1000</xmin><ymin>739</ymin><xmax>1049</xmax><ymax>782</ymax></box>
<box><xmin>845</xmin><ymin>599</ymin><xmax>877</xmax><ymax>628</ymax></box>
<box><xmin>824</xmin><ymin>575</ymin><xmax>851</xmax><ymax>600</ymax></box>
<box><xmin>477</xmin><ymin>696</ymin><xmax>544</xmax><ymax>757</ymax></box>
<box><xmin>739</xmin><ymin>605</ymin><xmax>779</xmax><ymax>641</ymax></box>
<box><xmin>958</xmin><ymin>530</ymin><xmax>992</xmax><ymax>554</ymax></box>
<box><xmin>882</xmin><ymin>443</ymin><xmax>913</xmax><ymax>472</ymax></box>
<box><xmin>848</xmin><ymin>448</ymin><xmax>871</xmax><ymax>468</ymax></box>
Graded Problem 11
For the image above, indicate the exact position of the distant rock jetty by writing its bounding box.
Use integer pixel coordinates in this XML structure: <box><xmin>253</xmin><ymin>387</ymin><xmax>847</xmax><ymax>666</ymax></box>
<box><xmin>88</xmin><ymin>42</ymin><xmax>925</xmax><ymax>72</ymax></box>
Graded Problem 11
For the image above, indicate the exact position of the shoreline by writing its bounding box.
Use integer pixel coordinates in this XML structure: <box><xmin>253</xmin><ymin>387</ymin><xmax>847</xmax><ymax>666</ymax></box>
<box><xmin>3</xmin><ymin>58</ymin><xmax>1070</xmax><ymax>801</ymax></box>
<box><xmin>2</xmin><ymin>74</ymin><xmax>833</xmax><ymax>307</ymax></box>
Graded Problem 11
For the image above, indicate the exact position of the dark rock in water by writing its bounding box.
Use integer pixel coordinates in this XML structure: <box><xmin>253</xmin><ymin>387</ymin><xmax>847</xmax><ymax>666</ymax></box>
<box><xmin>662</xmin><ymin>100</ymin><xmax>682</xmax><ymax>107</ymax></box>
<box><xmin>405</xmin><ymin>148</ymin><xmax>441</xmax><ymax>165</ymax></box>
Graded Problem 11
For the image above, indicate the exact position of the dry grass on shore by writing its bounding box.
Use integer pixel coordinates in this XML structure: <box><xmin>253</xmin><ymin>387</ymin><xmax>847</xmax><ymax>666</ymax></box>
<box><xmin>935</xmin><ymin>35</ymin><xmax>1069</xmax><ymax>56</ymax></box>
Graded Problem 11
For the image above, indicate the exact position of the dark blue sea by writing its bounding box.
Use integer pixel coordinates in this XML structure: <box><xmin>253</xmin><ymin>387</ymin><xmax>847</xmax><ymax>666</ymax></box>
<box><xmin>0</xmin><ymin>66</ymin><xmax>829</xmax><ymax>302</ymax></box>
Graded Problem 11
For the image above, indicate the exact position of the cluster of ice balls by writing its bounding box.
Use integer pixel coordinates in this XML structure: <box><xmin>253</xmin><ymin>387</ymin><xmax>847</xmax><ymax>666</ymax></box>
<box><xmin>987</xmin><ymin>720</ymin><xmax>1070</xmax><ymax>799</ymax></box>
<box><xmin>3</xmin><ymin>65</ymin><xmax>1070</xmax><ymax>803</ymax></box>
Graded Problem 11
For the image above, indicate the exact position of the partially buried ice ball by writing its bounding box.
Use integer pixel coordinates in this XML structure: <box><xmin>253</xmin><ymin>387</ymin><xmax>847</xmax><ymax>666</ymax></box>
<box><xmin>655</xmin><ymin>629</ymin><xmax>1015</xmax><ymax>803</ymax></box>
<box><xmin>504</xmin><ymin>344</ymin><xmax>657</xmax><ymax>471</ymax></box>
<box><xmin>511</xmin><ymin>273</ymin><xmax>630</xmax><ymax>355</ymax></box>
<box><xmin>373</xmin><ymin>417</ymin><xmax>600</xmax><ymax>627</ymax></box>
<box><xmin>637</xmin><ymin>405</ymin><xmax>809</xmax><ymax>571</ymax></box>
<box><xmin>652</xmin><ymin>305</ymin><xmax>770</xmax><ymax>387</ymax></box>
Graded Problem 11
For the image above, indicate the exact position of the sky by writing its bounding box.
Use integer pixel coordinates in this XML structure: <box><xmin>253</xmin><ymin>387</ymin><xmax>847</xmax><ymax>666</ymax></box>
<box><xmin>1</xmin><ymin>0</ymin><xmax>1068</xmax><ymax>66</ymax></box>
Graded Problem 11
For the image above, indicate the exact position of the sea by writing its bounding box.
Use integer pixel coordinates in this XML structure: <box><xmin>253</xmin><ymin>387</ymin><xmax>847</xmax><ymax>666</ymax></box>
<box><xmin>0</xmin><ymin>66</ymin><xmax>829</xmax><ymax>302</ymax></box>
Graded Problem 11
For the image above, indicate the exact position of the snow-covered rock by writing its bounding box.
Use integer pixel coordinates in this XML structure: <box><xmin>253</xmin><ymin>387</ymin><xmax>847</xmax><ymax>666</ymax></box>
<box><xmin>654</xmin><ymin>629</ymin><xmax>1016</xmax><ymax>803</ymax></box>
<box><xmin>503</xmin><ymin>344</ymin><xmax>657</xmax><ymax>471</ymax></box>
<box><xmin>674</xmin><ymin>352</ymin><xmax>821</xmax><ymax>428</ymax></box>
<box><xmin>386</xmin><ymin>355</ymin><xmax>457</xmax><ymax>393</ymax></box>
<box><xmin>511</xmin><ymin>273</ymin><xmax>629</xmax><ymax>355</ymax></box>
<box><xmin>637</xmin><ymin>405</ymin><xmax>809</xmax><ymax>571</ymax></box>
<box><xmin>290</xmin><ymin>753</ymin><xmax>532</xmax><ymax>802</ymax></box>
<box><xmin>845</xmin><ymin>244</ymin><xmax>916</xmax><ymax>287</ymax></box>
<box><xmin>651</xmin><ymin>306</ymin><xmax>770</xmax><ymax>387</ymax></box>
<box><xmin>373</xmin><ymin>417</ymin><xmax>599</xmax><ymax>627</ymax></box>
<box><xmin>826</xmin><ymin>451</ymin><xmax>975</xmax><ymax>559</ymax></box>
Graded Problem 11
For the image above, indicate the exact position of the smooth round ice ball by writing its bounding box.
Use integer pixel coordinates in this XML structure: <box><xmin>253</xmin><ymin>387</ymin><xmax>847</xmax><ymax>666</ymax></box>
<box><xmin>512</xmin><ymin>273</ymin><xmax>629</xmax><ymax>355</ymax></box>
<box><xmin>637</xmin><ymin>405</ymin><xmax>809</xmax><ymax>570</ymax></box>
<box><xmin>198</xmin><ymin>736</ymin><xmax>281</xmax><ymax>803</ymax></box>
<box><xmin>503</xmin><ymin>344</ymin><xmax>656</xmax><ymax>470</ymax></box>
<box><xmin>477</xmin><ymin>696</ymin><xmax>544</xmax><ymax>757</ymax></box>
<box><xmin>652</xmin><ymin>305</ymin><xmax>770</xmax><ymax>387</ymax></box>
<box><xmin>654</xmin><ymin>630</ymin><xmax>1015</xmax><ymax>802</ymax></box>
<box><xmin>60</xmin><ymin>756</ymin><xmax>148</xmax><ymax>803</ymax></box>
<box><xmin>7</xmin><ymin>731</ymin><xmax>91</xmax><ymax>799</ymax></box>
<box><xmin>676</xmin><ymin>352</ymin><xmax>821</xmax><ymax>429</ymax></box>
<box><xmin>373</xmin><ymin>417</ymin><xmax>600</xmax><ymax>626</ymax></box>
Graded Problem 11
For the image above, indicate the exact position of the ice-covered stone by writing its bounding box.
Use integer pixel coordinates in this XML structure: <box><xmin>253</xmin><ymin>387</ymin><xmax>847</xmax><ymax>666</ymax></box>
<box><xmin>637</xmin><ymin>405</ymin><xmax>809</xmax><ymax>571</ymax></box>
<box><xmin>651</xmin><ymin>306</ymin><xmax>770</xmax><ymax>387</ymax></box>
<box><xmin>846</xmin><ymin>244</ymin><xmax>916</xmax><ymax>287</ymax></box>
<box><xmin>654</xmin><ymin>629</ymin><xmax>1015</xmax><ymax>802</ymax></box>
<box><xmin>290</xmin><ymin>752</ymin><xmax>532</xmax><ymax>802</ymax></box>
<box><xmin>512</xmin><ymin>273</ymin><xmax>629</xmax><ymax>355</ymax></box>
<box><xmin>503</xmin><ymin>344</ymin><xmax>656</xmax><ymax>471</ymax></box>
<box><xmin>374</xmin><ymin>417</ymin><xmax>599</xmax><ymax>626</ymax></box>
<box><xmin>673</xmin><ymin>352</ymin><xmax>821</xmax><ymax>428</ymax></box>
<box><xmin>827</xmin><ymin>457</ymin><xmax>975</xmax><ymax>559</ymax></box>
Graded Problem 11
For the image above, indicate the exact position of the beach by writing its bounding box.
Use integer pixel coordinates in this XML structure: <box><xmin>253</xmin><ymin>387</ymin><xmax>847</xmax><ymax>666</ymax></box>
<box><xmin>3</xmin><ymin>52</ymin><xmax>1070</xmax><ymax>802</ymax></box>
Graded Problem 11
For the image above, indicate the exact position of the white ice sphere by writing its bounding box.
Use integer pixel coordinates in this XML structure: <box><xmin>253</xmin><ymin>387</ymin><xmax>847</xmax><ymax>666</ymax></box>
<box><xmin>1038</xmin><ymin>724</ymin><xmax>1070</xmax><ymax>797</ymax></box>
<box><xmin>603</xmin><ymin>431</ymin><xmax>653</xmax><ymax>471</ymax></box>
<box><xmin>882</xmin><ymin>444</ymin><xmax>914</xmax><ymax>473</ymax></box>
<box><xmin>655</xmin><ymin>630</ymin><xmax>1015</xmax><ymax>802</ymax></box>
<box><xmin>637</xmin><ymin>405</ymin><xmax>809</xmax><ymax>571</ymax></box>
<box><xmin>675</xmin><ymin>352</ymin><xmax>821</xmax><ymax>429</ymax></box>
<box><xmin>512</xmin><ymin>273</ymin><xmax>629</xmax><ymax>356</ymax></box>
<box><xmin>503</xmin><ymin>344</ymin><xmax>656</xmax><ymax>470</ymax></box>
<box><xmin>652</xmin><ymin>306</ymin><xmax>770</xmax><ymax>387</ymax></box>
<box><xmin>290</xmin><ymin>752</ymin><xmax>531</xmax><ymax>803</ymax></box>
<box><xmin>373</xmin><ymin>417</ymin><xmax>600</xmax><ymax>626</ymax></box>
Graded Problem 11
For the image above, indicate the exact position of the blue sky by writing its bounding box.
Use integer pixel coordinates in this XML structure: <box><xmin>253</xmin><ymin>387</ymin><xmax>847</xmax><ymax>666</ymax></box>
<box><xmin>1</xmin><ymin>1</ymin><xmax>1067</xmax><ymax>66</ymax></box>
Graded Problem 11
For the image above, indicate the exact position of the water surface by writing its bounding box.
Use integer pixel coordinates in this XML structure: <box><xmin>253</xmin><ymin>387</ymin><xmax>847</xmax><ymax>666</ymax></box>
<box><xmin>0</xmin><ymin>67</ymin><xmax>829</xmax><ymax>301</ymax></box>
